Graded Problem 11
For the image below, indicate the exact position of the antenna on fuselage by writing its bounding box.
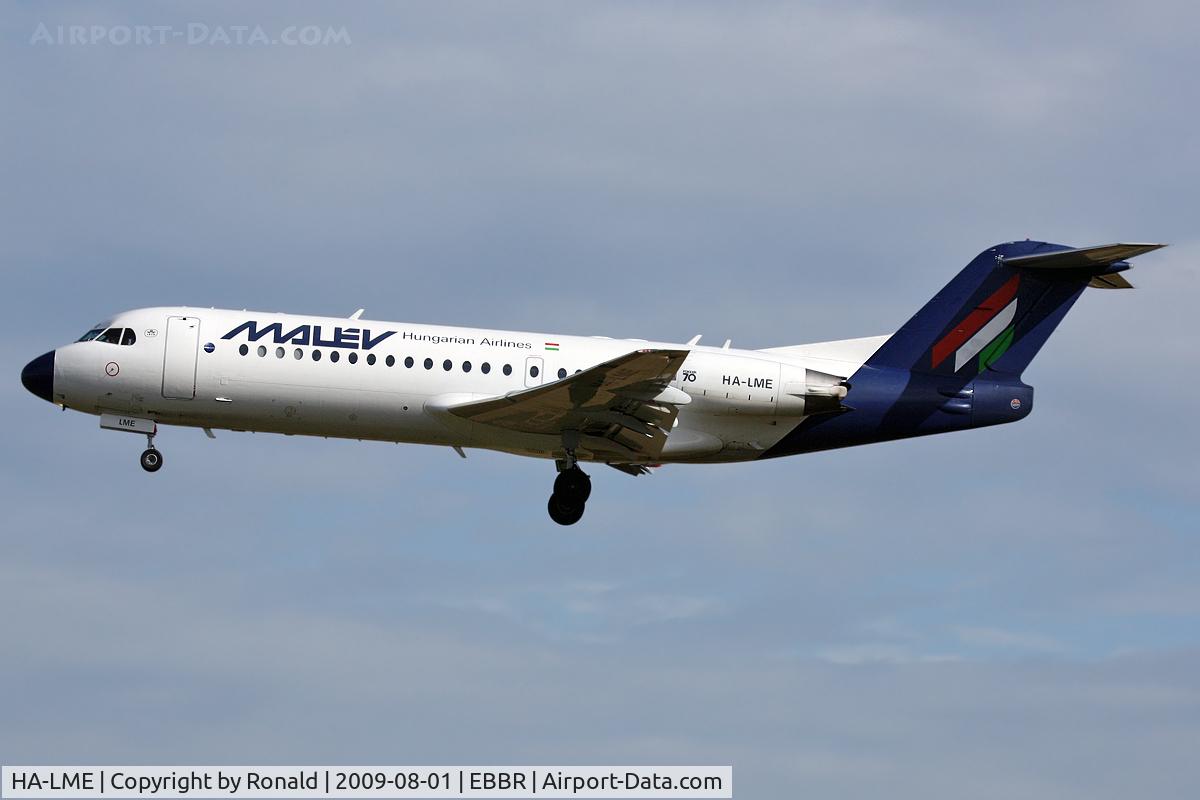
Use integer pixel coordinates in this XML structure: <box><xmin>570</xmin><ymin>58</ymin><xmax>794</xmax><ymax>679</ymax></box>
<box><xmin>686</xmin><ymin>334</ymin><xmax>702</xmax><ymax>346</ymax></box>
<box><xmin>349</xmin><ymin>309</ymin><xmax>365</xmax><ymax>320</ymax></box>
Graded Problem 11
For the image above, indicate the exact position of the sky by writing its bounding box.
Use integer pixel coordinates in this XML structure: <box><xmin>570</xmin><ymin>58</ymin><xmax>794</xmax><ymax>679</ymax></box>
<box><xmin>2</xmin><ymin>1</ymin><xmax>1198</xmax><ymax>797</ymax></box>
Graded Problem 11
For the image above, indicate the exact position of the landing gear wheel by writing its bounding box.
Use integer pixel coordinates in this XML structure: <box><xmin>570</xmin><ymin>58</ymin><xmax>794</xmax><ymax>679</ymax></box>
<box><xmin>554</xmin><ymin>467</ymin><xmax>592</xmax><ymax>504</ymax></box>
<box><xmin>140</xmin><ymin>448</ymin><xmax>163</xmax><ymax>473</ymax></box>
<box><xmin>548</xmin><ymin>494</ymin><xmax>585</xmax><ymax>526</ymax></box>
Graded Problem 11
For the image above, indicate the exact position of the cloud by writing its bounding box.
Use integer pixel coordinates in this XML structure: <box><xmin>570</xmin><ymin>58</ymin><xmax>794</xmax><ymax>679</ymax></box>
<box><xmin>954</xmin><ymin>626</ymin><xmax>1068</xmax><ymax>655</ymax></box>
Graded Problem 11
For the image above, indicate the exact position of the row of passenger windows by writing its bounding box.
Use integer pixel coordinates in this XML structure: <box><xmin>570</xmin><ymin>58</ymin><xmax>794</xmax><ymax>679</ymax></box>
<box><xmin>234</xmin><ymin>343</ymin><xmax>574</xmax><ymax>380</ymax></box>
<box><xmin>78</xmin><ymin>327</ymin><xmax>136</xmax><ymax>346</ymax></box>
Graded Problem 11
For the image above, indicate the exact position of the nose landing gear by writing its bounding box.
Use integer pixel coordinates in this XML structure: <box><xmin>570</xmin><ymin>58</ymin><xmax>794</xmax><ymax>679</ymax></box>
<box><xmin>140</xmin><ymin>432</ymin><xmax>163</xmax><ymax>473</ymax></box>
<box><xmin>548</xmin><ymin>458</ymin><xmax>591</xmax><ymax>526</ymax></box>
<box><xmin>99</xmin><ymin>415</ymin><xmax>163</xmax><ymax>473</ymax></box>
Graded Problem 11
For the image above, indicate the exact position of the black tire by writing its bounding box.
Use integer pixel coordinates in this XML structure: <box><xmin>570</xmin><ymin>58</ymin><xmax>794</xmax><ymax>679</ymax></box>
<box><xmin>140</xmin><ymin>448</ymin><xmax>163</xmax><ymax>473</ymax></box>
<box><xmin>547</xmin><ymin>493</ymin><xmax>585</xmax><ymax>526</ymax></box>
<box><xmin>553</xmin><ymin>468</ymin><xmax>592</xmax><ymax>503</ymax></box>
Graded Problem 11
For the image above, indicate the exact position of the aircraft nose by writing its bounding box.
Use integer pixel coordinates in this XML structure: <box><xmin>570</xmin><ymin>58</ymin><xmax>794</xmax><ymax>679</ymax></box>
<box><xmin>20</xmin><ymin>350</ymin><xmax>55</xmax><ymax>403</ymax></box>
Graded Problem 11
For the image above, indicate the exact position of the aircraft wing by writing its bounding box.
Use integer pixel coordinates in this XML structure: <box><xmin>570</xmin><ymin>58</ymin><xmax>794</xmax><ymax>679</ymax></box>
<box><xmin>448</xmin><ymin>348</ymin><xmax>691</xmax><ymax>461</ymax></box>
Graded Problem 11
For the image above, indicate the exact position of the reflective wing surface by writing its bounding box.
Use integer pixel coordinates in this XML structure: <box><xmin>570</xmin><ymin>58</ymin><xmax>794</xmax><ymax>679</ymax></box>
<box><xmin>448</xmin><ymin>349</ymin><xmax>690</xmax><ymax>461</ymax></box>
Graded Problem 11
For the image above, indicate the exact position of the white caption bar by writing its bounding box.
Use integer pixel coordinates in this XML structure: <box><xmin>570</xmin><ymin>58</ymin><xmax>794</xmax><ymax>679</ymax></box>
<box><xmin>2</xmin><ymin>767</ymin><xmax>732</xmax><ymax>799</ymax></box>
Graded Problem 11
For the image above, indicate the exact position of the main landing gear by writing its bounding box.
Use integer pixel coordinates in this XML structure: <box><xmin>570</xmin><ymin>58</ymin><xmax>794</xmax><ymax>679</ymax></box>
<box><xmin>548</xmin><ymin>460</ymin><xmax>591</xmax><ymax>526</ymax></box>
<box><xmin>140</xmin><ymin>432</ymin><xmax>163</xmax><ymax>473</ymax></box>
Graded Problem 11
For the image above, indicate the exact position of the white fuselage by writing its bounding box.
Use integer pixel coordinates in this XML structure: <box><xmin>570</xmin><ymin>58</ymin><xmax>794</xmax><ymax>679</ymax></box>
<box><xmin>50</xmin><ymin>307</ymin><xmax>884</xmax><ymax>465</ymax></box>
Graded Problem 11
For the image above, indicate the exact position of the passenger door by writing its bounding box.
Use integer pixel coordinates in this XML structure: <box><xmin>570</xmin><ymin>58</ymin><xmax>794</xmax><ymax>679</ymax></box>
<box><xmin>161</xmin><ymin>316</ymin><xmax>200</xmax><ymax>399</ymax></box>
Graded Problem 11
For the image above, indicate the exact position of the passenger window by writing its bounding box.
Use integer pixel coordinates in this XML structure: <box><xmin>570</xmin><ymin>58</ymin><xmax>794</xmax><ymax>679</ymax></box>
<box><xmin>503</xmin><ymin>364</ymin><xmax>512</xmax><ymax>376</ymax></box>
<box><xmin>529</xmin><ymin>365</ymin><xmax>540</xmax><ymax>378</ymax></box>
<box><xmin>404</xmin><ymin>356</ymin><xmax>414</xmax><ymax>368</ymax></box>
<box><xmin>330</xmin><ymin>351</ymin><xmax>340</xmax><ymax>363</ymax></box>
<box><xmin>443</xmin><ymin>359</ymin><xmax>452</xmax><ymax>371</ymax></box>
<box><xmin>294</xmin><ymin>348</ymin><xmax>303</xmax><ymax>360</ymax></box>
<box><xmin>367</xmin><ymin>353</ymin><xmax>377</xmax><ymax>365</ymax></box>
<box><xmin>121</xmin><ymin>329</ymin><xmax>137</xmax><ymax>346</ymax></box>
<box><xmin>276</xmin><ymin>347</ymin><xmax>285</xmax><ymax>358</ymax></box>
<box><xmin>424</xmin><ymin>358</ymin><xmax>433</xmax><ymax>370</ymax></box>
<box><xmin>239</xmin><ymin>344</ymin><xmax>249</xmax><ymax>356</ymax></box>
<box><xmin>463</xmin><ymin>361</ymin><xmax>472</xmax><ymax>373</ymax></box>
<box><xmin>257</xmin><ymin>345</ymin><xmax>267</xmax><ymax>357</ymax></box>
<box><xmin>349</xmin><ymin>352</ymin><xmax>358</xmax><ymax>364</ymax></box>
<box><xmin>312</xmin><ymin>349</ymin><xmax>322</xmax><ymax>361</ymax></box>
<box><xmin>557</xmin><ymin>368</ymin><xmax>567</xmax><ymax>379</ymax></box>
<box><xmin>481</xmin><ymin>362</ymin><xmax>491</xmax><ymax>374</ymax></box>
<box><xmin>386</xmin><ymin>355</ymin><xmax>395</xmax><ymax>367</ymax></box>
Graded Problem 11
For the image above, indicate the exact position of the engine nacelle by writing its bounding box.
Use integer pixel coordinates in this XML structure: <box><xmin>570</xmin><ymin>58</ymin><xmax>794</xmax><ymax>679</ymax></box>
<box><xmin>678</xmin><ymin>353</ymin><xmax>779</xmax><ymax>415</ymax></box>
<box><xmin>678</xmin><ymin>353</ymin><xmax>848</xmax><ymax>417</ymax></box>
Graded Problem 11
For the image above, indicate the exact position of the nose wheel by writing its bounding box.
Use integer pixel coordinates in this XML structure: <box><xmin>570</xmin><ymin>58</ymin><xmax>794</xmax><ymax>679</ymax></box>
<box><xmin>140</xmin><ymin>448</ymin><xmax>163</xmax><ymax>472</ymax></box>
<box><xmin>548</xmin><ymin>464</ymin><xmax>591</xmax><ymax>525</ymax></box>
<box><xmin>140</xmin><ymin>432</ymin><xmax>163</xmax><ymax>473</ymax></box>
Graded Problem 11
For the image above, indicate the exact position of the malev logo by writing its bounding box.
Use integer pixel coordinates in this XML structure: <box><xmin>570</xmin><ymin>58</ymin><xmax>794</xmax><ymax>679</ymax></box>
<box><xmin>222</xmin><ymin>320</ymin><xmax>396</xmax><ymax>350</ymax></box>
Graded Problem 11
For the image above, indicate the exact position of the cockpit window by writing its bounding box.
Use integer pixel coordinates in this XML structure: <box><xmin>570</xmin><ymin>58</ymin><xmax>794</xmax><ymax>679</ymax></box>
<box><xmin>121</xmin><ymin>328</ymin><xmax>136</xmax><ymax>346</ymax></box>
<box><xmin>96</xmin><ymin>328</ymin><xmax>124</xmax><ymax>344</ymax></box>
<box><xmin>77</xmin><ymin>328</ymin><xmax>106</xmax><ymax>342</ymax></box>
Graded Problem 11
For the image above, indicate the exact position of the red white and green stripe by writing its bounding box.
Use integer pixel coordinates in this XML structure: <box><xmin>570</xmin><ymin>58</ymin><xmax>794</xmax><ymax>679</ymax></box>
<box><xmin>931</xmin><ymin>275</ymin><xmax>1020</xmax><ymax>373</ymax></box>
<box><xmin>544</xmin><ymin>342</ymin><xmax>559</xmax><ymax>351</ymax></box>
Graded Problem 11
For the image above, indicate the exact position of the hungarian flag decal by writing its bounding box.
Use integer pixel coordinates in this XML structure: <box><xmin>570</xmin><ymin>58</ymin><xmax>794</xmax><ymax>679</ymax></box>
<box><xmin>931</xmin><ymin>275</ymin><xmax>1020</xmax><ymax>373</ymax></box>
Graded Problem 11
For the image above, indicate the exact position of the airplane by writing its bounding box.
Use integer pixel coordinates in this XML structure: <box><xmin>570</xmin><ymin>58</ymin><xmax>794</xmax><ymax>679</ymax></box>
<box><xmin>20</xmin><ymin>239</ymin><xmax>1163</xmax><ymax>525</ymax></box>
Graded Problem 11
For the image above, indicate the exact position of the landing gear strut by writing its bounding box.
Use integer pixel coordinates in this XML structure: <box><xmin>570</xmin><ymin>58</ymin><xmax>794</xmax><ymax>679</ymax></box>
<box><xmin>548</xmin><ymin>450</ymin><xmax>591</xmax><ymax>526</ymax></box>
<box><xmin>140</xmin><ymin>432</ymin><xmax>163</xmax><ymax>473</ymax></box>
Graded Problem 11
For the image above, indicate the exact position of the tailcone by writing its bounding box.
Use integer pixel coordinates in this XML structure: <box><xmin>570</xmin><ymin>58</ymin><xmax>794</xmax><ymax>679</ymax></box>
<box><xmin>972</xmin><ymin>377</ymin><xmax>1033</xmax><ymax>427</ymax></box>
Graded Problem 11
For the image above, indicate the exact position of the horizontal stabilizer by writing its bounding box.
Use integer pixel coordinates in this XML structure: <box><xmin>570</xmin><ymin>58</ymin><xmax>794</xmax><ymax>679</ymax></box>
<box><xmin>1000</xmin><ymin>242</ymin><xmax>1165</xmax><ymax>270</ymax></box>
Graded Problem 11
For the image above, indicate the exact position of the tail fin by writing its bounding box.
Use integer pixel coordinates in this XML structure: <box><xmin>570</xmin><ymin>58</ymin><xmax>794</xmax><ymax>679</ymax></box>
<box><xmin>863</xmin><ymin>241</ymin><xmax>1165</xmax><ymax>378</ymax></box>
